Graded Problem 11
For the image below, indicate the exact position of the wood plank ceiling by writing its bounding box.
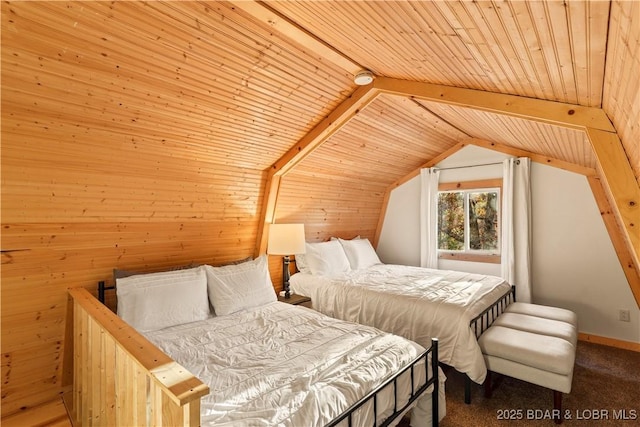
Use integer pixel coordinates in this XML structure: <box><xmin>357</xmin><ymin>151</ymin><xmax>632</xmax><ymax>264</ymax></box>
<box><xmin>264</xmin><ymin>0</ymin><xmax>637</xmax><ymax>181</ymax></box>
<box><xmin>268</xmin><ymin>0</ymin><xmax>610</xmax><ymax>106</ymax></box>
<box><xmin>1</xmin><ymin>0</ymin><xmax>639</xmax><ymax>417</ymax></box>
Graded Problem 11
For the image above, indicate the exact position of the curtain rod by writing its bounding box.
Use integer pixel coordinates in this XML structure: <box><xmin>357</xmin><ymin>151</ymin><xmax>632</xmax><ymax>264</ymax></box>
<box><xmin>433</xmin><ymin>160</ymin><xmax>505</xmax><ymax>171</ymax></box>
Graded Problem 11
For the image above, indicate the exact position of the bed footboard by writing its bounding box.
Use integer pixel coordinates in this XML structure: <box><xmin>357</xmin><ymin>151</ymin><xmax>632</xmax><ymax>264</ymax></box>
<box><xmin>326</xmin><ymin>338</ymin><xmax>440</xmax><ymax>427</ymax></box>
<box><xmin>470</xmin><ymin>285</ymin><xmax>516</xmax><ymax>339</ymax></box>
<box><xmin>464</xmin><ymin>285</ymin><xmax>516</xmax><ymax>404</ymax></box>
<box><xmin>64</xmin><ymin>288</ymin><xmax>209</xmax><ymax>426</ymax></box>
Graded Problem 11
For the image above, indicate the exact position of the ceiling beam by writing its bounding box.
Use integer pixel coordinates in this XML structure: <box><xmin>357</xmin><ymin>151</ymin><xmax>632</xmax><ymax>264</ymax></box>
<box><xmin>269</xmin><ymin>85</ymin><xmax>379</xmax><ymax>177</ymax></box>
<box><xmin>586</xmin><ymin>128</ymin><xmax>640</xmax><ymax>293</ymax></box>
<box><xmin>256</xmin><ymin>84</ymin><xmax>380</xmax><ymax>254</ymax></box>
<box><xmin>373</xmin><ymin>78</ymin><xmax>639</xmax><ymax>293</ymax></box>
<box><xmin>467</xmin><ymin>139</ymin><xmax>597</xmax><ymax>177</ymax></box>
<box><xmin>373</xmin><ymin>77</ymin><xmax>615</xmax><ymax>132</ymax></box>
<box><xmin>256</xmin><ymin>74</ymin><xmax>639</xmax><ymax>303</ymax></box>
<box><xmin>588</xmin><ymin>175</ymin><xmax>640</xmax><ymax>309</ymax></box>
<box><xmin>228</xmin><ymin>0</ymin><xmax>363</xmax><ymax>75</ymax></box>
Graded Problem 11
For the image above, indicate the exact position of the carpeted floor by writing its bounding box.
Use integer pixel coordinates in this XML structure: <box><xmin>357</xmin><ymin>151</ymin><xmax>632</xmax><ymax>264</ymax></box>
<box><xmin>437</xmin><ymin>341</ymin><xmax>640</xmax><ymax>426</ymax></box>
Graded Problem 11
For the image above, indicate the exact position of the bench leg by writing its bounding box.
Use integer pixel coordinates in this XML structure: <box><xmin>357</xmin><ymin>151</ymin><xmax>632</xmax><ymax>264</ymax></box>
<box><xmin>554</xmin><ymin>390</ymin><xmax>563</xmax><ymax>424</ymax></box>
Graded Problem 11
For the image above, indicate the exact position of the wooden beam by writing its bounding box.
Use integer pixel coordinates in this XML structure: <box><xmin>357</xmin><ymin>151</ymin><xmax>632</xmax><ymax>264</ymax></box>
<box><xmin>373</xmin><ymin>77</ymin><xmax>615</xmax><ymax>132</ymax></box>
<box><xmin>468</xmin><ymin>138</ymin><xmax>597</xmax><ymax>176</ymax></box>
<box><xmin>258</xmin><ymin>85</ymin><xmax>380</xmax><ymax>254</ymax></box>
<box><xmin>252</xmin><ymin>74</ymin><xmax>639</xmax><ymax>306</ymax></box>
<box><xmin>228</xmin><ymin>0</ymin><xmax>362</xmax><ymax>75</ymax></box>
<box><xmin>270</xmin><ymin>85</ymin><xmax>379</xmax><ymax>176</ymax></box>
<box><xmin>586</xmin><ymin>128</ymin><xmax>640</xmax><ymax>280</ymax></box>
<box><xmin>588</xmin><ymin>175</ymin><xmax>640</xmax><ymax>308</ymax></box>
<box><xmin>255</xmin><ymin>173</ymin><xmax>281</xmax><ymax>256</ymax></box>
<box><xmin>387</xmin><ymin>141</ymin><xmax>469</xmax><ymax>191</ymax></box>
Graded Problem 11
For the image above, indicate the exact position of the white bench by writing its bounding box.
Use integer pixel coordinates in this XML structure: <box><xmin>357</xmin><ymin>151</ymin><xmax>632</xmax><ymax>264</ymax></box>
<box><xmin>478</xmin><ymin>302</ymin><xmax>578</xmax><ymax>424</ymax></box>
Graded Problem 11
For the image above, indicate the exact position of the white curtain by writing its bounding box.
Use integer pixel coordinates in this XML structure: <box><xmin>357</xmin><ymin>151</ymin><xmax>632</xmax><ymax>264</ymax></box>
<box><xmin>501</xmin><ymin>157</ymin><xmax>532</xmax><ymax>302</ymax></box>
<box><xmin>420</xmin><ymin>168</ymin><xmax>440</xmax><ymax>268</ymax></box>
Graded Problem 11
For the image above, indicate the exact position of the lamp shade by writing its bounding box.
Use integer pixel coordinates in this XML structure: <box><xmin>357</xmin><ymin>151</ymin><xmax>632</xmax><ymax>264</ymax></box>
<box><xmin>267</xmin><ymin>223</ymin><xmax>306</xmax><ymax>255</ymax></box>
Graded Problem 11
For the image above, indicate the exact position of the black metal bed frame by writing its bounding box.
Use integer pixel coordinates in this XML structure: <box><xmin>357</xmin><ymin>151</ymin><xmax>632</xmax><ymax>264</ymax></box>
<box><xmin>97</xmin><ymin>280</ymin><xmax>114</xmax><ymax>305</ymax></box>
<box><xmin>326</xmin><ymin>339</ymin><xmax>439</xmax><ymax>427</ymax></box>
<box><xmin>97</xmin><ymin>280</ymin><xmax>440</xmax><ymax>427</ymax></box>
<box><xmin>463</xmin><ymin>285</ymin><xmax>516</xmax><ymax>403</ymax></box>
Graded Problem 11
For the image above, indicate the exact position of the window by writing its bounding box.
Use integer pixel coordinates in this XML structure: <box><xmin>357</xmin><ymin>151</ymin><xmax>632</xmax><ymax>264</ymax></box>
<box><xmin>437</xmin><ymin>179</ymin><xmax>501</xmax><ymax>263</ymax></box>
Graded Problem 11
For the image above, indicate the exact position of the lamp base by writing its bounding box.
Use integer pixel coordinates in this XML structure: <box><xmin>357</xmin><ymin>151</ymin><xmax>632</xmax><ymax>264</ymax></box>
<box><xmin>282</xmin><ymin>255</ymin><xmax>291</xmax><ymax>299</ymax></box>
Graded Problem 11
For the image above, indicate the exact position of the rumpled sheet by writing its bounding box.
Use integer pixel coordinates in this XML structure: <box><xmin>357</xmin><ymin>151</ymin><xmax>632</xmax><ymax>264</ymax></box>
<box><xmin>144</xmin><ymin>301</ymin><xmax>442</xmax><ymax>426</ymax></box>
<box><xmin>291</xmin><ymin>264</ymin><xmax>512</xmax><ymax>383</ymax></box>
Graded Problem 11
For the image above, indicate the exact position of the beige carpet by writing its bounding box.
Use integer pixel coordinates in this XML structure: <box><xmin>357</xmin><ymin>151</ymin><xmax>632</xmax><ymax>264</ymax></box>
<box><xmin>438</xmin><ymin>341</ymin><xmax>640</xmax><ymax>426</ymax></box>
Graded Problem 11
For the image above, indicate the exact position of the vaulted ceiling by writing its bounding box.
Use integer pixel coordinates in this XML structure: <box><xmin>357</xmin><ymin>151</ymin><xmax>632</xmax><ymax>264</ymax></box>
<box><xmin>3</xmin><ymin>0</ymin><xmax>638</xmax><ymax>274</ymax></box>
<box><xmin>3</xmin><ymin>0</ymin><xmax>639</xmax><ymax>289</ymax></box>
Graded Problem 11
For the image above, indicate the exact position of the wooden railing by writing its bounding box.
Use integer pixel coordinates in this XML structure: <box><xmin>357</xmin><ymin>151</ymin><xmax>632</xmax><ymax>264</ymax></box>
<box><xmin>63</xmin><ymin>288</ymin><xmax>209</xmax><ymax>426</ymax></box>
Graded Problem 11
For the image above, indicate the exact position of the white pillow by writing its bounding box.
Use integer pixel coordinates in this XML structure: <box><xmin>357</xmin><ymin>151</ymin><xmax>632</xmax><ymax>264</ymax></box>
<box><xmin>305</xmin><ymin>240</ymin><xmax>351</xmax><ymax>276</ymax></box>
<box><xmin>338</xmin><ymin>238</ymin><xmax>382</xmax><ymax>270</ymax></box>
<box><xmin>294</xmin><ymin>253</ymin><xmax>309</xmax><ymax>273</ymax></box>
<box><xmin>116</xmin><ymin>266</ymin><xmax>210</xmax><ymax>332</ymax></box>
<box><xmin>205</xmin><ymin>255</ymin><xmax>276</xmax><ymax>316</ymax></box>
<box><xmin>296</xmin><ymin>237</ymin><xmax>359</xmax><ymax>273</ymax></box>
<box><xmin>330</xmin><ymin>235</ymin><xmax>360</xmax><ymax>241</ymax></box>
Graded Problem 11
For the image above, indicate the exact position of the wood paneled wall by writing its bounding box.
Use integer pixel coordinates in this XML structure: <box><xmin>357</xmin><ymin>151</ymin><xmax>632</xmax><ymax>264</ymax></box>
<box><xmin>1</xmin><ymin>0</ymin><xmax>337</xmax><ymax>415</ymax></box>
<box><xmin>1</xmin><ymin>149</ymin><xmax>264</xmax><ymax>415</ymax></box>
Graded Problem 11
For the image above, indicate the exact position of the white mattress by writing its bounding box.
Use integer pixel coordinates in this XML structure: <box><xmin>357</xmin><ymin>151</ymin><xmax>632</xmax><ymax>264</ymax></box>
<box><xmin>291</xmin><ymin>264</ymin><xmax>512</xmax><ymax>383</ymax></box>
<box><xmin>144</xmin><ymin>301</ymin><xmax>443</xmax><ymax>426</ymax></box>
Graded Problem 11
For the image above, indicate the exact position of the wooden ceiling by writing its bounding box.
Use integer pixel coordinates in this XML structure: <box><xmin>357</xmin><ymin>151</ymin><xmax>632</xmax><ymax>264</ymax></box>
<box><xmin>4</xmin><ymin>1</ymin><xmax>637</xmax><ymax>179</ymax></box>
<box><xmin>3</xmin><ymin>0</ymin><xmax>638</xmax><ymax>290</ymax></box>
<box><xmin>268</xmin><ymin>0</ymin><xmax>610</xmax><ymax>106</ymax></box>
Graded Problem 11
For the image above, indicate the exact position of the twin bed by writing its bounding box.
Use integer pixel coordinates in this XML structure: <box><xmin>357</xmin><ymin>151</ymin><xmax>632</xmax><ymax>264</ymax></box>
<box><xmin>291</xmin><ymin>238</ymin><xmax>515</xmax><ymax>397</ymax></box>
<box><xmin>65</xmin><ymin>255</ymin><xmax>445</xmax><ymax>426</ymax></box>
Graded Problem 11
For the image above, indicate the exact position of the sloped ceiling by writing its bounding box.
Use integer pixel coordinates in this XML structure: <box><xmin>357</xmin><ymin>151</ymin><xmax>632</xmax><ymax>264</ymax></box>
<box><xmin>259</xmin><ymin>0</ymin><xmax>638</xmax><ymax>258</ymax></box>
<box><xmin>2</xmin><ymin>0</ymin><xmax>638</xmax><ymax>289</ymax></box>
<box><xmin>4</xmin><ymin>1</ymin><xmax>636</xmax><ymax>195</ymax></box>
<box><xmin>268</xmin><ymin>0</ymin><xmax>611</xmax><ymax>106</ymax></box>
<box><xmin>247</xmin><ymin>0</ymin><xmax>638</xmax><ymax>300</ymax></box>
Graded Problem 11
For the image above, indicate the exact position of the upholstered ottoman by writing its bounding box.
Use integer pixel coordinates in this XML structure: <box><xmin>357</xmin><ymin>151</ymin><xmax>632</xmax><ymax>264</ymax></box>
<box><xmin>478</xmin><ymin>303</ymin><xmax>578</xmax><ymax>424</ymax></box>
<box><xmin>505</xmin><ymin>302</ymin><xmax>578</xmax><ymax>327</ymax></box>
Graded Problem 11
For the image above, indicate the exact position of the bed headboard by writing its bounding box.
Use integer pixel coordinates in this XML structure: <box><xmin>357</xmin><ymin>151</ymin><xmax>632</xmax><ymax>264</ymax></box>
<box><xmin>97</xmin><ymin>280</ymin><xmax>113</xmax><ymax>304</ymax></box>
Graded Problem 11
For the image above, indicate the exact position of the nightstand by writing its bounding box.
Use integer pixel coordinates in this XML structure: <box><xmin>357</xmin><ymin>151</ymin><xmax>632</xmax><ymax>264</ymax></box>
<box><xmin>278</xmin><ymin>293</ymin><xmax>312</xmax><ymax>308</ymax></box>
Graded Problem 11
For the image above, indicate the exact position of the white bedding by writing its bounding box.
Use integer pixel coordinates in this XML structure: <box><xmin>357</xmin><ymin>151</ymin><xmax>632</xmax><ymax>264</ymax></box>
<box><xmin>144</xmin><ymin>301</ymin><xmax>444</xmax><ymax>426</ymax></box>
<box><xmin>290</xmin><ymin>264</ymin><xmax>512</xmax><ymax>384</ymax></box>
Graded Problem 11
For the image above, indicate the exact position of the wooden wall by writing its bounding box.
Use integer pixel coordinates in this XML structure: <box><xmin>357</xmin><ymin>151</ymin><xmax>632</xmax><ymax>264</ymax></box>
<box><xmin>1</xmin><ymin>145</ymin><xmax>265</xmax><ymax>414</ymax></box>
<box><xmin>0</xmin><ymin>1</ymin><xmax>346</xmax><ymax>415</ymax></box>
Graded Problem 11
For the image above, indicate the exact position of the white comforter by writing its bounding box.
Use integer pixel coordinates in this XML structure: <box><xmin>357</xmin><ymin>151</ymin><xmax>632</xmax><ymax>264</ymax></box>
<box><xmin>144</xmin><ymin>301</ymin><xmax>440</xmax><ymax>426</ymax></box>
<box><xmin>291</xmin><ymin>264</ymin><xmax>512</xmax><ymax>384</ymax></box>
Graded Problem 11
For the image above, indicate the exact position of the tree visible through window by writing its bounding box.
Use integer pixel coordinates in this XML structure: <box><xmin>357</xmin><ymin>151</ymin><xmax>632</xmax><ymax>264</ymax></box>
<box><xmin>438</xmin><ymin>188</ymin><xmax>500</xmax><ymax>253</ymax></box>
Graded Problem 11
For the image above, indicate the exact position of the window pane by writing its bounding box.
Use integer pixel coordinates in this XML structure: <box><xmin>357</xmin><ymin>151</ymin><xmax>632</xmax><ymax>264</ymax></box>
<box><xmin>438</xmin><ymin>192</ymin><xmax>464</xmax><ymax>250</ymax></box>
<box><xmin>468</xmin><ymin>191</ymin><xmax>499</xmax><ymax>250</ymax></box>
